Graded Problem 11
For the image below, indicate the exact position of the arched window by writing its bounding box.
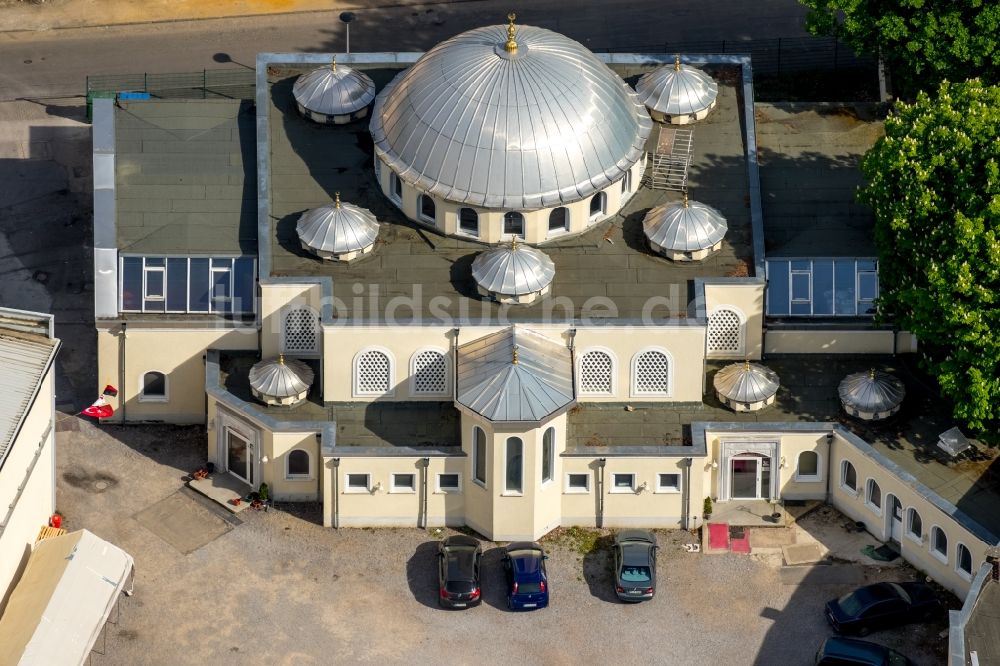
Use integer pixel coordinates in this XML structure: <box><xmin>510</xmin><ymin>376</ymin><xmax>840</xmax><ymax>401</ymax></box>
<box><xmin>548</xmin><ymin>207</ymin><xmax>569</xmax><ymax>234</ymax></box>
<box><xmin>631</xmin><ymin>348</ymin><xmax>671</xmax><ymax>396</ymax></box>
<box><xmin>419</xmin><ymin>194</ymin><xmax>436</xmax><ymax>224</ymax></box>
<box><xmin>906</xmin><ymin>508</ymin><xmax>923</xmax><ymax>541</ymax></box>
<box><xmin>957</xmin><ymin>543</ymin><xmax>974</xmax><ymax>577</ymax></box>
<box><xmin>459</xmin><ymin>208</ymin><xmax>479</xmax><ymax>237</ymax></box>
<box><xmin>579</xmin><ymin>349</ymin><xmax>615</xmax><ymax>395</ymax></box>
<box><xmin>840</xmin><ymin>460</ymin><xmax>857</xmax><ymax>492</ymax></box>
<box><xmin>139</xmin><ymin>371</ymin><xmax>167</xmax><ymax>402</ymax></box>
<box><xmin>505</xmin><ymin>437</ymin><xmax>523</xmax><ymax>494</ymax></box>
<box><xmin>707</xmin><ymin>307</ymin><xmax>745</xmax><ymax>356</ymax></box>
<box><xmin>503</xmin><ymin>212</ymin><xmax>525</xmax><ymax>238</ymax></box>
<box><xmin>931</xmin><ymin>526</ymin><xmax>948</xmax><ymax>562</ymax></box>
<box><xmin>796</xmin><ymin>451</ymin><xmax>820</xmax><ymax>481</ymax></box>
<box><xmin>281</xmin><ymin>306</ymin><xmax>319</xmax><ymax>356</ymax></box>
<box><xmin>621</xmin><ymin>169</ymin><xmax>632</xmax><ymax>195</ymax></box>
<box><xmin>589</xmin><ymin>192</ymin><xmax>607</xmax><ymax>219</ymax></box>
<box><xmin>410</xmin><ymin>348</ymin><xmax>448</xmax><ymax>396</ymax></box>
<box><xmin>865</xmin><ymin>479</ymin><xmax>882</xmax><ymax>513</ymax></box>
<box><xmin>286</xmin><ymin>449</ymin><xmax>310</xmax><ymax>478</ymax></box>
<box><xmin>354</xmin><ymin>348</ymin><xmax>394</xmax><ymax>396</ymax></box>
<box><xmin>472</xmin><ymin>427</ymin><xmax>487</xmax><ymax>487</ymax></box>
<box><xmin>542</xmin><ymin>428</ymin><xmax>555</xmax><ymax>484</ymax></box>
<box><xmin>390</xmin><ymin>172</ymin><xmax>402</xmax><ymax>202</ymax></box>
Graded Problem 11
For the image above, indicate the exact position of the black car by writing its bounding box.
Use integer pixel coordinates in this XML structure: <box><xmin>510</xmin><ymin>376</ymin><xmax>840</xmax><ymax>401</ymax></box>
<box><xmin>825</xmin><ymin>582</ymin><xmax>940</xmax><ymax>636</ymax></box>
<box><xmin>502</xmin><ymin>542</ymin><xmax>549</xmax><ymax>610</ymax></box>
<box><xmin>815</xmin><ymin>637</ymin><xmax>911</xmax><ymax>665</ymax></box>
<box><xmin>437</xmin><ymin>535</ymin><xmax>482</xmax><ymax>609</ymax></box>
<box><xmin>612</xmin><ymin>529</ymin><xmax>658</xmax><ymax>602</ymax></box>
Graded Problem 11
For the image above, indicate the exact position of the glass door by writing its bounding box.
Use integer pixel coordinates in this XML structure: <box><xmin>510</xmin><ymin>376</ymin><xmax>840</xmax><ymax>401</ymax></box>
<box><xmin>227</xmin><ymin>428</ymin><xmax>252</xmax><ymax>484</ymax></box>
<box><xmin>731</xmin><ymin>458</ymin><xmax>759</xmax><ymax>499</ymax></box>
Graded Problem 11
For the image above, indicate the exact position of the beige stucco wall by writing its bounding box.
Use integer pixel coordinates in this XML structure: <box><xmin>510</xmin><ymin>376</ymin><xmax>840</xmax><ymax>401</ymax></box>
<box><xmin>703</xmin><ymin>431</ymin><xmax>830</xmax><ymax>502</ymax></box>
<box><xmin>0</xmin><ymin>370</ymin><xmax>55</xmax><ymax>610</ymax></box>
<box><xmin>703</xmin><ymin>282</ymin><xmax>765</xmax><ymax>360</ymax></box>
<box><xmin>265</xmin><ymin>431</ymin><xmax>320</xmax><ymax>501</ymax></box>
<box><xmin>764</xmin><ymin>329</ymin><xmax>895</xmax><ymax>355</ymax></box>
<box><xmin>98</xmin><ymin>324</ymin><xmax>258</xmax><ymax>423</ymax></box>
<box><xmin>260</xmin><ymin>282</ymin><xmax>324</xmax><ymax>360</ymax></box>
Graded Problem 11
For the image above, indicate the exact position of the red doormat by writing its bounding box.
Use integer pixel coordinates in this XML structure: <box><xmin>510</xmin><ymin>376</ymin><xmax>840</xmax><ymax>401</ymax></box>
<box><xmin>708</xmin><ymin>522</ymin><xmax>730</xmax><ymax>550</ymax></box>
<box><xmin>730</xmin><ymin>533</ymin><xmax>751</xmax><ymax>554</ymax></box>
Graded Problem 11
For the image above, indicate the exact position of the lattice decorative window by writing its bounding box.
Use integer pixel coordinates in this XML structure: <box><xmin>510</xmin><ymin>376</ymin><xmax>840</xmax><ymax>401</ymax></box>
<box><xmin>632</xmin><ymin>350</ymin><xmax>670</xmax><ymax>395</ymax></box>
<box><xmin>355</xmin><ymin>349</ymin><xmax>392</xmax><ymax>396</ymax></box>
<box><xmin>707</xmin><ymin>308</ymin><xmax>743</xmax><ymax>356</ymax></box>
<box><xmin>281</xmin><ymin>307</ymin><xmax>318</xmax><ymax>355</ymax></box>
<box><xmin>411</xmin><ymin>349</ymin><xmax>447</xmax><ymax>395</ymax></box>
<box><xmin>579</xmin><ymin>350</ymin><xmax>614</xmax><ymax>395</ymax></box>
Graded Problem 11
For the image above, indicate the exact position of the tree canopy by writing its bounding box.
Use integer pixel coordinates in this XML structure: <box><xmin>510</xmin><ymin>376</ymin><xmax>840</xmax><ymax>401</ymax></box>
<box><xmin>800</xmin><ymin>0</ymin><xmax>1000</xmax><ymax>93</ymax></box>
<box><xmin>860</xmin><ymin>80</ymin><xmax>1000</xmax><ymax>431</ymax></box>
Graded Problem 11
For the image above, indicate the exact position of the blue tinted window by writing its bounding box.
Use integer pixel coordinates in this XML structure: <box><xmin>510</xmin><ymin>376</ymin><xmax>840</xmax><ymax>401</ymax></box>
<box><xmin>834</xmin><ymin>260</ymin><xmax>856</xmax><ymax>315</ymax></box>
<box><xmin>791</xmin><ymin>271</ymin><xmax>811</xmax><ymax>301</ymax></box>
<box><xmin>812</xmin><ymin>260</ymin><xmax>834</xmax><ymax>315</ymax></box>
<box><xmin>189</xmin><ymin>258</ymin><xmax>210</xmax><ymax>312</ymax></box>
<box><xmin>166</xmin><ymin>258</ymin><xmax>188</xmax><ymax>311</ymax></box>
<box><xmin>767</xmin><ymin>261</ymin><xmax>789</xmax><ymax>315</ymax></box>
<box><xmin>210</xmin><ymin>258</ymin><xmax>232</xmax><ymax>313</ymax></box>
<box><xmin>121</xmin><ymin>257</ymin><xmax>142</xmax><ymax>311</ymax></box>
<box><xmin>232</xmin><ymin>257</ymin><xmax>255</xmax><ymax>314</ymax></box>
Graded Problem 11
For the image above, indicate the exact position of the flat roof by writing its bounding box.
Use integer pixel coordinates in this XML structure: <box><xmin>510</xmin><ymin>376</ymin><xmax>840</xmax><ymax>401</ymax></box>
<box><xmin>266</xmin><ymin>63</ymin><xmax>753</xmax><ymax>322</ymax></box>
<box><xmin>115</xmin><ymin>99</ymin><xmax>257</xmax><ymax>255</ymax></box>
<box><xmin>964</xmin><ymin>578</ymin><xmax>1000</xmax><ymax>666</ymax></box>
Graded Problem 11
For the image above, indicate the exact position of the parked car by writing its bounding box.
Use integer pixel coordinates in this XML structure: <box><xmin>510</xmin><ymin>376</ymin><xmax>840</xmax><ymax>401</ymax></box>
<box><xmin>501</xmin><ymin>541</ymin><xmax>549</xmax><ymax>610</ymax></box>
<box><xmin>815</xmin><ymin>636</ymin><xmax>911</xmax><ymax>665</ymax></box>
<box><xmin>612</xmin><ymin>529</ymin><xmax>658</xmax><ymax>602</ymax></box>
<box><xmin>437</xmin><ymin>534</ymin><xmax>482</xmax><ymax>609</ymax></box>
<box><xmin>825</xmin><ymin>582</ymin><xmax>940</xmax><ymax>636</ymax></box>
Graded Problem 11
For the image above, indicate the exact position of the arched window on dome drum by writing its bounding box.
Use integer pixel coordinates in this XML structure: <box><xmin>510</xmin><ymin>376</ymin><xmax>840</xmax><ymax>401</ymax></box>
<box><xmin>589</xmin><ymin>192</ymin><xmax>607</xmax><ymax>219</ymax></box>
<box><xmin>503</xmin><ymin>212</ymin><xmax>525</xmax><ymax>238</ymax></box>
<box><xmin>621</xmin><ymin>169</ymin><xmax>632</xmax><ymax>195</ymax></box>
<box><xmin>548</xmin><ymin>207</ymin><xmax>568</xmax><ymax>234</ymax></box>
<box><xmin>459</xmin><ymin>208</ymin><xmax>479</xmax><ymax>237</ymax></box>
<box><xmin>419</xmin><ymin>194</ymin><xmax>436</xmax><ymax>224</ymax></box>
<box><xmin>390</xmin><ymin>172</ymin><xmax>402</xmax><ymax>202</ymax></box>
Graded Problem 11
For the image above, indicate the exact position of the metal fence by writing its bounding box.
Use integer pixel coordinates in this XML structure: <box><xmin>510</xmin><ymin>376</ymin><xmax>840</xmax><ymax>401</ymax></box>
<box><xmin>86</xmin><ymin>68</ymin><xmax>256</xmax><ymax>100</ymax></box>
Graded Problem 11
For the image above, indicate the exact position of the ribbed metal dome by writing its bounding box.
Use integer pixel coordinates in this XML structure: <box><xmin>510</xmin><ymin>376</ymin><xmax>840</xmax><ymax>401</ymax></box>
<box><xmin>471</xmin><ymin>240</ymin><xmax>555</xmax><ymax>302</ymax></box>
<box><xmin>635</xmin><ymin>58</ymin><xmax>719</xmax><ymax>118</ymax></box>
<box><xmin>643</xmin><ymin>195</ymin><xmax>728</xmax><ymax>253</ymax></box>
<box><xmin>249</xmin><ymin>355</ymin><xmax>314</xmax><ymax>406</ymax></box>
<box><xmin>839</xmin><ymin>369</ymin><xmax>905</xmax><ymax>419</ymax></box>
<box><xmin>370</xmin><ymin>19</ymin><xmax>652</xmax><ymax>209</ymax></box>
<box><xmin>714</xmin><ymin>361</ymin><xmax>780</xmax><ymax>407</ymax></box>
<box><xmin>293</xmin><ymin>60</ymin><xmax>376</xmax><ymax>119</ymax></box>
<box><xmin>297</xmin><ymin>194</ymin><xmax>379</xmax><ymax>259</ymax></box>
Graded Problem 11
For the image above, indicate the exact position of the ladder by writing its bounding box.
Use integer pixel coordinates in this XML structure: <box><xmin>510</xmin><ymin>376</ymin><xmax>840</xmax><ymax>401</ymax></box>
<box><xmin>646</xmin><ymin>127</ymin><xmax>694</xmax><ymax>191</ymax></box>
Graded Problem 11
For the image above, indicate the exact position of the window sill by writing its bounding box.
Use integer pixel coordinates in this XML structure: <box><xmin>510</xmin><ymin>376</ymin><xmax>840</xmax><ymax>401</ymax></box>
<box><xmin>610</xmin><ymin>489</ymin><xmax>636</xmax><ymax>494</ymax></box>
<box><xmin>906</xmin><ymin>533</ymin><xmax>923</xmax><ymax>546</ymax></box>
<box><xmin>434</xmin><ymin>490</ymin><xmax>461</xmax><ymax>495</ymax></box>
<box><xmin>419</xmin><ymin>216</ymin><xmax>436</xmax><ymax>226</ymax></box>
<box><xmin>931</xmin><ymin>551</ymin><xmax>948</xmax><ymax>565</ymax></box>
<box><xmin>389</xmin><ymin>489</ymin><xmax>416</xmax><ymax>494</ymax></box>
<box><xmin>957</xmin><ymin>569</ymin><xmax>973</xmax><ymax>582</ymax></box>
<box><xmin>501</xmin><ymin>492</ymin><xmax>523</xmax><ymax>497</ymax></box>
<box><xmin>866</xmin><ymin>504</ymin><xmax>883</xmax><ymax>517</ymax></box>
<box><xmin>138</xmin><ymin>396</ymin><xmax>168</xmax><ymax>403</ymax></box>
<box><xmin>840</xmin><ymin>485</ymin><xmax>860</xmax><ymax>497</ymax></box>
<box><xmin>284</xmin><ymin>476</ymin><xmax>313</xmax><ymax>481</ymax></box>
<box><xmin>655</xmin><ymin>489</ymin><xmax>681</xmax><ymax>494</ymax></box>
<box><xmin>564</xmin><ymin>489</ymin><xmax>590</xmax><ymax>495</ymax></box>
<box><xmin>343</xmin><ymin>488</ymin><xmax>371</xmax><ymax>494</ymax></box>
<box><xmin>794</xmin><ymin>476</ymin><xmax>822</xmax><ymax>483</ymax></box>
<box><xmin>472</xmin><ymin>479</ymin><xmax>487</xmax><ymax>490</ymax></box>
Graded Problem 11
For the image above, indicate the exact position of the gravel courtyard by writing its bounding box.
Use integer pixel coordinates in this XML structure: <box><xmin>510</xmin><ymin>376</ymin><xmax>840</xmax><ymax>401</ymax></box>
<box><xmin>56</xmin><ymin>419</ymin><xmax>950</xmax><ymax>666</ymax></box>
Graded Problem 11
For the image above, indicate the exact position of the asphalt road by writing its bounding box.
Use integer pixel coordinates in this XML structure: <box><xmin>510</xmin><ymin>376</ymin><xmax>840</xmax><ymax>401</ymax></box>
<box><xmin>0</xmin><ymin>0</ymin><xmax>810</xmax><ymax>100</ymax></box>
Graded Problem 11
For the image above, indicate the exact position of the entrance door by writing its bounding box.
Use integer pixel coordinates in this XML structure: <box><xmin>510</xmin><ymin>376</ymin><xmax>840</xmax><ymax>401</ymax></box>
<box><xmin>226</xmin><ymin>428</ymin><xmax>253</xmax><ymax>485</ymax></box>
<box><xmin>888</xmin><ymin>496</ymin><xmax>903</xmax><ymax>544</ymax></box>
<box><xmin>731</xmin><ymin>458</ymin><xmax>759</xmax><ymax>499</ymax></box>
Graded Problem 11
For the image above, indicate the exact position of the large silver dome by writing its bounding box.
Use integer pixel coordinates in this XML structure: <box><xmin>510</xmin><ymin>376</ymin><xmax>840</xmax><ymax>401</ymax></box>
<box><xmin>471</xmin><ymin>240</ymin><xmax>556</xmax><ymax>304</ymax></box>
<box><xmin>635</xmin><ymin>58</ymin><xmax>719</xmax><ymax>121</ymax></box>
<box><xmin>249</xmin><ymin>355</ymin><xmax>314</xmax><ymax>407</ymax></box>
<box><xmin>714</xmin><ymin>361</ymin><xmax>779</xmax><ymax>412</ymax></box>
<box><xmin>643</xmin><ymin>194</ymin><xmax>727</xmax><ymax>259</ymax></box>
<box><xmin>293</xmin><ymin>60</ymin><xmax>376</xmax><ymax>121</ymax></box>
<box><xmin>839</xmin><ymin>369</ymin><xmax>905</xmax><ymax>420</ymax></box>
<box><xmin>370</xmin><ymin>20</ymin><xmax>652</xmax><ymax>209</ymax></box>
<box><xmin>297</xmin><ymin>194</ymin><xmax>379</xmax><ymax>261</ymax></box>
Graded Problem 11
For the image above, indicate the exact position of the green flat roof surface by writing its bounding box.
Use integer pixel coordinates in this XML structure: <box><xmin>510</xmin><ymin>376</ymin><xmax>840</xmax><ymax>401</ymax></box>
<box><xmin>115</xmin><ymin>99</ymin><xmax>257</xmax><ymax>254</ymax></box>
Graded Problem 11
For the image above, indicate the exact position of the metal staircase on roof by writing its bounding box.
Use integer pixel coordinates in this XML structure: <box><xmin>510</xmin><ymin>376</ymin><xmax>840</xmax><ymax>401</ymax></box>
<box><xmin>645</xmin><ymin>126</ymin><xmax>694</xmax><ymax>191</ymax></box>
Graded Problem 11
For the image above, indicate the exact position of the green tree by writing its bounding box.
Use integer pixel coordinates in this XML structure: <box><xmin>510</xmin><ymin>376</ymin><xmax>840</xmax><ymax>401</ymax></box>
<box><xmin>799</xmin><ymin>0</ymin><xmax>1000</xmax><ymax>93</ymax></box>
<box><xmin>860</xmin><ymin>80</ymin><xmax>1000</xmax><ymax>431</ymax></box>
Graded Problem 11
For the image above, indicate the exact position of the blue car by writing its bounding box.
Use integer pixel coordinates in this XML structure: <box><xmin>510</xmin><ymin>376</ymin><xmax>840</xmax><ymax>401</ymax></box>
<box><xmin>501</xmin><ymin>542</ymin><xmax>549</xmax><ymax>610</ymax></box>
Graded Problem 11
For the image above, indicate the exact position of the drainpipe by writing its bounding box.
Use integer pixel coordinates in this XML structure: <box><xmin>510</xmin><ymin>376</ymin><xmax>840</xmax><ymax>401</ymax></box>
<box><xmin>332</xmin><ymin>458</ymin><xmax>340</xmax><ymax>529</ymax></box>
<box><xmin>118</xmin><ymin>322</ymin><xmax>127</xmax><ymax>423</ymax></box>
<box><xmin>824</xmin><ymin>432</ymin><xmax>834</xmax><ymax>504</ymax></box>
<box><xmin>681</xmin><ymin>457</ymin><xmax>692</xmax><ymax>530</ymax></box>
<box><xmin>420</xmin><ymin>457</ymin><xmax>430</xmax><ymax>529</ymax></box>
<box><xmin>596</xmin><ymin>458</ymin><xmax>607</xmax><ymax>528</ymax></box>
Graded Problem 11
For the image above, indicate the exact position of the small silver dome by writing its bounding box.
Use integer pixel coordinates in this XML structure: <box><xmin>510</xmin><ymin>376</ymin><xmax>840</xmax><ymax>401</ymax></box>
<box><xmin>714</xmin><ymin>361</ymin><xmax>779</xmax><ymax>412</ymax></box>
<box><xmin>471</xmin><ymin>239</ymin><xmax>555</xmax><ymax>305</ymax></box>
<box><xmin>635</xmin><ymin>57</ymin><xmax>719</xmax><ymax>124</ymax></box>
<box><xmin>293</xmin><ymin>59</ymin><xmax>376</xmax><ymax>123</ymax></box>
<box><xmin>839</xmin><ymin>369</ymin><xmax>905</xmax><ymax>421</ymax></box>
<box><xmin>297</xmin><ymin>193</ymin><xmax>379</xmax><ymax>261</ymax></box>
<box><xmin>643</xmin><ymin>194</ymin><xmax>727</xmax><ymax>261</ymax></box>
<box><xmin>249</xmin><ymin>355</ymin><xmax>314</xmax><ymax>407</ymax></box>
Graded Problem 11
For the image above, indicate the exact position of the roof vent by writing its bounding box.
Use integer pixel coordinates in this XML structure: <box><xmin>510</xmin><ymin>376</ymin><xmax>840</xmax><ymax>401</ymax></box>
<box><xmin>937</xmin><ymin>427</ymin><xmax>972</xmax><ymax>458</ymax></box>
<box><xmin>293</xmin><ymin>59</ymin><xmax>376</xmax><ymax>125</ymax></box>
<box><xmin>471</xmin><ymin>240</ymin><xmax>555</xmax><ymax>304</ymax></box>
<box><xmin>634</xmin><ymin>57</ymin><xmax>719</xmax><ymax>125</ymax></box>
<box><xmin>643</xmin><ymin>193</ymin><xmax>727</xmax><ymax>261</ymax></box>
<box><xmin>713</xmin><ymin>360</ymin><xmax>779</xmax><ymax>412</ymax></box>
<box><xmin>296</xmin><ymin>193</ymin><xmax>380</xmax><ymax>262</ymax></box>
<box><xmin>838</xmin><ymin>369</ymin><xmax>905</xmax><ymax>421</ymax></box>
<box><xmin>249</xmin><ymin>355</ymin><xmax>314</xmax><ymax>407</ymax></box>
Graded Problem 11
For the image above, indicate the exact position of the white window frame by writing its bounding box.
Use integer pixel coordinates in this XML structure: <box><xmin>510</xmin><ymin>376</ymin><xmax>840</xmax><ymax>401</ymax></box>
<box><xmin>589</xmin><ymin>192</ymin><xmax>607</xmax><ymax>220</ymax></box>
<box><xmin>502</xmin><ymin>211</ymin><xmax>526</xmax><ymax>239</ymax></box>
<box><xmin>794</xmin><ymin>450</ymin><xmax>822</xmax><ymax>482</ymax></box>
<box><xmin>408</xmin><ymin>346</ymin><xmax>450</xmax><ymax>397</ymax></box>
<box><xmin>610</xmin><ymin>473</ymin><xmax>636</xmax><ymax>494</ymax></box>
<box><xmin>865</xmin><ymin>478</ymin><xmax>883</xmax><ymax>515</ymax></box>
<box><xmin>706</xmin><ymin>306</ymin><xmax>746</xmax><ymax>358</ymax></box>
<box><xmin>621</xmin><ymin>169</ymin><xmax>633</xmax><ymax>196</ymax></box>
<box><xmin>418</xmin><ymin>194</ymin><xmax>436</xmax><ymax>225</ymax></box>
<box><xmin>630</xmin><ymin>347</ymin><xmax>673</xmax><ymax>397</ymax></box>
<box><xmin>547</xmin><ymin>207</ymin><xmax>570</xmax><ymax>237</ymax></box>
<box><xmin>142</xmin><ymin>261</ymin><xmax>166</xmax><ymax>303</ymax></box>
<box><xmin>344</xmin><ymin>473</ymin><xmax>371</xmax><ymax>493</ymax></box>
<box><xmin>655</xmin><ymin>473</ymin><xmax>681</xmax><ymax>493</ymax></box>
<box><xmin>390</xmin><ymin>473</ymin><xmax>416</xmax><ymax>494</ymax></box>
<box><xmin>472</xmin><ymin>426</ymin><xmax>487</xmax><ymax>489</ymax></box>
<box><xmin>577</xmin><ymin>347</ymin><xmax>618</xmax><ymax>396</ymax></box>
<box><xmin>503</xmin><ymin>436</ymin><xmax>523</xmax><ymax>496</ymax></box>
<box><xmin>284</xmin><ymin>449</ymin><xmax>312</xmax><ymax>479</ymax></box>
<box><xmin>840</xmin><ymin>460</ymin><xmax>859</xmax><ymax>495</ymax></box>
<box><xmin>930</xmin><ymin>526</ymin><xmax>949</xmax><ymax>564</ymax></box>
<box><xmin>956</xmin><ymin>543</ymin><xmax>974</xmax><ymax>580</ymax></box>
<box><xmin>542</xmin><ymin>427</ymin><xmax>555</xmax><ymax>486</ymax></box>
<box><xmin>458</xmin><ymin>208</ymin><xmax>479</xmax><ymax>238</ymax></box>
<box><xmin>436</xmin><ymin>473</ymin><xmax>461</xmax><ymax>494</ymax></box>
<box><xmin>905</xmin><ymin>508</ymin><xmax>923</xmax><ymax>544</ymax></box>
<box><xmin>280</xmin><ymin>305</ymin><xmax>320</xmax><ymax>357</ymax></box>
<box><xmin>352</xmin><ymin>347</ymin><xmax>396</xmax><ymax>397</ymax></box>
<box><xmin>564</xmin><ymin>473</ymin><xmax>591</xmax><ymax>494</ymax></box>
<box><xmin>138</xmin><ymin>370</ymin><xmax>169</xmax><ymax>403</ymax></box>
<box><xmin>389</xmin><ymin>172</ymin><xmax>402</xmax><ymax>203</ymax></box>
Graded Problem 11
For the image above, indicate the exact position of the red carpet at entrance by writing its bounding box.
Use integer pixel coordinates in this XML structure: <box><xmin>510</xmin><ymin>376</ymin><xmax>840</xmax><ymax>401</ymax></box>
<box><xmin>730</xmin><ymin>532</ymin><xmax>751</xmax><ymax>553</ymax></box>
<box><xmin>708</xmin><ymin>523</ymin><xmax>729</xmax><ymax>550</ymax></box>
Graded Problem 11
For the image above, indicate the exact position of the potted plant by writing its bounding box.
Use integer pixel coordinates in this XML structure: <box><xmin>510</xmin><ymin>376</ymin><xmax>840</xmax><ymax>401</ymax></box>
<box><xmin>703</xmin><ymin>496</ymin><xmax>713</xmax><ymax>520</ymax></box>
<box><xmin>258</xmin><ymin>483</ymin><xmax>269</xmax><ymax>502</ymax></box>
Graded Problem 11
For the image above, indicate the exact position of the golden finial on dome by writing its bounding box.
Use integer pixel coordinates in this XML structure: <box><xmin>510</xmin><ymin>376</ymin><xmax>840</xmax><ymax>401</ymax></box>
<box><xmin>682</xmin><ymin>191</ymin><xmax>690</xmax><ymax>208</ymax></box>
<box><xmin>278</xmin><ymin>354</ymin><xmax>286</xmax><ymax>365</ymax></box>
<box><xmin>512</xmin><ymin>344</ymin><xmax>520</xmax><ymax>365</ymax></box>
<box><xmin>331</xmin><ymin>56</ymin><xmax>337</xmax><ymax>72</ymax></box>
<box><xmin>510</xmin><ymin>235</ymin><xmax>519</xmax><ymax>251</ymax></box>
<box><xmin>335</xmin><ymin>192</ymin><xmax>342</xmax><ymax>208</ymax></box>
<box><xmin>674</xmin><ymin>54</ymin><xmax>681</xmax><ymax>71</ymax></box>
<box><xmin>505</xmin><ymin>12</ymin><xmax>518</xmax><ymax>53</ymax></box>
<box><xmin>869</xmin><ymin>368</ymin><xmax>876</xmax><ymax>379</ymax></box>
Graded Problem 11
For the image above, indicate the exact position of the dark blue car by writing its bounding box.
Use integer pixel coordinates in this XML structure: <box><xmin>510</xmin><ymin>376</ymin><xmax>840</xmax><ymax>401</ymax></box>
<box><xmin>501</xmin><ymin>542</ymin><xmax>549</xmax><ymax>610</ymax></box>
